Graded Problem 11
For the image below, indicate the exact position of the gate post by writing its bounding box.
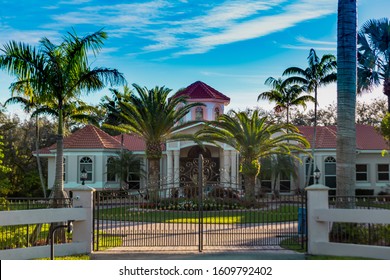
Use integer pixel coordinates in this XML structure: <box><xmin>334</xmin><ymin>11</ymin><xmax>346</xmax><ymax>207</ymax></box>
<box><xmin>198</xmin><ymin>154</ymin><xmax>204</xmax><ymax>252</ymax></box>
<box><xmin>71</xmin><ymin>185</ymin><xmax>95</xmax><ymax>254</ymax></box>
<box><xmin>305</xmin><ymin>184</ymin><xmax>329</xmax><ymax>255</ymax></box>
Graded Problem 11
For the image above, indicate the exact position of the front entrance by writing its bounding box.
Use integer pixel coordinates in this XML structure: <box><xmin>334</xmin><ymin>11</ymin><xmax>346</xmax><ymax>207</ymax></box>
<box><xmin>93</xmin><ymin>156</ymin><xmax>306</xmax><ymax>251</ymax></box>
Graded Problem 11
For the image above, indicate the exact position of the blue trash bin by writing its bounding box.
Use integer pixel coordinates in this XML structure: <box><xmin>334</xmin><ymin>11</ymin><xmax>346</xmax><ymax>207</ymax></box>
<box><xmin>298</xmin><ymin>207</ymin><xmax>307</xmax><ymax>235</ymax></box>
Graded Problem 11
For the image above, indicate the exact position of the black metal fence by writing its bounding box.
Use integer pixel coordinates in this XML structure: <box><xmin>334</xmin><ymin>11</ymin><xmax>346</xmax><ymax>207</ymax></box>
<box><xmin>328</xmin><ymin>195</ymin><xmax>390</xmax><ymax>247</ymax></box>
<box><xmin>93</xmin><ymin>187</ymin><xmax>306</xmax><ymax>251</ymax></box>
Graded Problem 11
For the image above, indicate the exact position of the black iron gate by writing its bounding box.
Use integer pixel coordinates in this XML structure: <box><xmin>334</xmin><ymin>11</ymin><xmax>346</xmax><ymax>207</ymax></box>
<box><xmin>94</xmin><ymin>156</ymin><xmax>306</xmax><ymax>251</ymax></box>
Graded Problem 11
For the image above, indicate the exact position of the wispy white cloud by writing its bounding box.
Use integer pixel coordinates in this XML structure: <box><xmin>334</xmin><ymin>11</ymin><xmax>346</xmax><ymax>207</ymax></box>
<box><xmin>59</xmin><ymin>0</ymin><xmax>92</xmax><ymax>5</ymax></box>
<box><xmin>0</xmin><ymin>27</ymin><xmax>59</xmax><ymax>45</ymax></box>
<box><xmin>296</xmin><ymin>36</ymin><xmax>336</xmax><ymax>46</ymax></box>
<box><xmin>281</xmin><ymin>36</ymin><xmax>336</xmax><ymax>51</ymax></box>
<box><xmin>174</xmin><ymin>0</ymin><xmax>336</xmax><ymax>56</ymax></box>
<box><xmin>7</xmin><ymin>0</ymin><xmax>337</xmax><ymax>57</ymax></box>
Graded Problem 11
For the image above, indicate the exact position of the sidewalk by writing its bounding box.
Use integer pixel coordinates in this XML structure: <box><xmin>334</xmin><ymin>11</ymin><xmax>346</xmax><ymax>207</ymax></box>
<box><xmin>91</xmin><ymin>247</ymin><xmax>306</xmax><ymax>260</ymax></box>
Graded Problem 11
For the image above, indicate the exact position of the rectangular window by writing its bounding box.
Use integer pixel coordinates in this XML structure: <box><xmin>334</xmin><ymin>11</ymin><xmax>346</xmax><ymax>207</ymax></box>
<box><xmin>127</xmin><ymin>159</ymin><xmax>141</xmax><ymax>190</ymax></box>
<box><xmin>259</xmin><ymin>171</ymin><xmax>271</xmax><ymax>193</ymax></box>
<box><xmin>279</xmin><ymin>172</ymin><xmax>291</xmax><ymax>193</ymax></box>
<box><xmin>378</xmin><ymin>164</ymin><xmax>389</xmax><ymax>181</ymax></box>
<box><xmin>63</xmin><ymin>157</ymin><xmax>66</xmax><ymax>182</ymax></box>
<box><xmin>356</xmin><ymin>164</ymin><xmax>368</xmax><ymax>181</ymax></box>
<box><xmin>106</xmin><ymin>157</ymin><xmax>117</xmax><ymax>182</ymax></box>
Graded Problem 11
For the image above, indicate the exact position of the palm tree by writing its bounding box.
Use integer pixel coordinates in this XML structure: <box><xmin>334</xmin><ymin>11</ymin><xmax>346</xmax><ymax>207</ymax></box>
<box><xmin>195</xmin><ymin>110</ymin><xmax>309</xmax><ymax>202</ymax></box>
<box><xmin>283</xmin><ymin>49</ymin><xmax>337</xmax><ymax>186</ymax></box>
<box><xmin>357</xmin><ymin>18</ymin><xmax>390</xmax><ymax>111</ymax></box>
<box><xmin>0</xmin><ymin>29</ymin><xmax>126</xmax><ymax>201</ymax></box>
<box><xmin>336</xmin><ymin>0</ymin><xmax>357</xmax><ymax>199</ymax></box>
<box><xmin>104</xmin><ymin>83</ymin><xmax>204</xmax><ymax>197</ymax></box>
<box><xmin>258</xmin><ymin>77</ymin><xmax>315</xmax><ymax>125</ymax></box>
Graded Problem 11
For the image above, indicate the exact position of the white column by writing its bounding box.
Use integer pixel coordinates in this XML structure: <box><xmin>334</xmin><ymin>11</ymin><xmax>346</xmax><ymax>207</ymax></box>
<box><xmin>173</xmin><ymin>150</ymin><xmax>180</xmax><ymax>188</ymax></box>
<box><xmin>223</xmin><ymin>150</ymin><xmax>230</xmax><ymax>187</ymax></box>
<box><xmin>230</xmin><ymin>150</ymin><xmax>237</xmax><ymax>188</ymax></box>
<box><xmin>306</xmin><ymin>184</ymin><xmax>330</xmax><ymax>255</ymax></box>
<box><xmin>71</xmin><ymin>186</ymin><xmax>95</xmax><ymax>254</ymax></box>
<box><xmin>166</xmin><ymin>150</ymin><xmax>173</xmax><ymax>186</ymax></box>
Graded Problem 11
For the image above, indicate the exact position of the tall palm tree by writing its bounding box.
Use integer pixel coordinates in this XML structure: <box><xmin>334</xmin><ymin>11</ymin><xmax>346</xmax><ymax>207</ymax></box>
<box><xmin>258</xmin><ymin>77</ymin><xmax>315</xmax><ymax>125</ymax></box>
<box><xmin>283</xmin><ymin>49</ymin><xmax>337</xmax><ymax>186</ymax></box>
<box><xmin>0</xmin><ymin>29</ymin><xmax>126</xmax><ymax>200</ymax></box>
<box><xmin>195</xmin><ymin>110</ymin><xmax>309</xmax><ymax>202</ymax></box>
<box><xmin>336</xmin><ymin>0</ymin><xmax>357</xmax><ymax>199</ymax></box>
<box><xmin>104</xmin><ymin>83</ymin><xmax>204</xmax><ymax>197</ymax></box>
<box><xmin>357</xmin><ymin>18</ymin><xmax>390</xmax><ymax>111</ymax></box>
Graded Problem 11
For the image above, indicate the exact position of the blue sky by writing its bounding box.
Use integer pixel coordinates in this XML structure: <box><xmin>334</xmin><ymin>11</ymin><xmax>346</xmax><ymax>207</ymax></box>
<box><xmin>1</xmin><ymin>0</ymin><xmax>389</xmax><ymax>117</ymax></box>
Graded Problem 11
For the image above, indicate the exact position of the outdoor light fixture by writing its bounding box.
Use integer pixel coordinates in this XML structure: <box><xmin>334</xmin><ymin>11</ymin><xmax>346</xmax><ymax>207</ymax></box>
<box><xmin>80</xmin><ymin>167</ymin><xmax>88</xmax><ymax>185</ymax></box>
<box><xmin>314</xmin><ymin>167</ymin><xmax>321</xmax><ymax>184</ymax></box>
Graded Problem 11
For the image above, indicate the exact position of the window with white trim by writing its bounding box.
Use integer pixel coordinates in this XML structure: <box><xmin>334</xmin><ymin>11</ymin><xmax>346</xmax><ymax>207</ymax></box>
<box><xmin>195</xmin><ymin>107</ymin><xmax>203</xmax><ymax>120</ymax></box>
<box><xmin>377</xmin><ymin>164</ymin><xmax>389</xmax><ymax>181</ymax></box>
<box><xmin>80</xmin><ymin>156</ymin><xmax>93</xmax><ymax>182</ymax></box>
<box><xmin>356</xmin><ymin>164</ymin><xmax>368</xmax><ymax>181</ymax></box>
<box><xmin>214</xmin><ymin>107</ymin><xmax>220</xmax><ymax>120</ymax></box>
<box><xmin>279</xmin><ymin>172</ymin><xmax>291</xmax><ymax>193</ymax></box>
<box><xmin>106</xmin><ymin>157</ymin><xmax>117</xmax><ymax>182</ymax></box>
<box><xmin>324</xmin><ymin>156</ymin><xmax>336</xmax><ymax>188</ymax></box>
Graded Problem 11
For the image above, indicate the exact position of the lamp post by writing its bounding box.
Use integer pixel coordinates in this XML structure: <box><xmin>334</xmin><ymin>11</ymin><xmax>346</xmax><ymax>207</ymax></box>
<box><xmin>314</xmin><ymin>167</ymin><xmax>321</xmax><ymax>184</ymax></box>
<box><xmin>80</xmin><ymin>167</ymin><xmax>87</xmax><ymax>185</ymax></box>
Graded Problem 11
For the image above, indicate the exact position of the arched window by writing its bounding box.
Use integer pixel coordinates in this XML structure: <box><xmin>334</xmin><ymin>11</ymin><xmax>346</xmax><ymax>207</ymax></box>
<box><xmin>195</xmin><ymin>107</ymin><xmax>203</xmax><ymax>120</ymax></box>
<box><xmin>106</xmin><ymin>157</ymin><xmax>117</xmax><ymax>182</ymax></box>
<box><xmin>324</xmin><ymin>156</ymin><xmax>336</xmax><ymax>188</ymax></box>
<box><xmin>80</xmin><ymin>156</ymin><xmax>93</xmax><ymax>182</ymax></box>
<box><xmin>214</xmin><ymin>107</ymin><xmax>220</xmax><ymax>120</ymax></box>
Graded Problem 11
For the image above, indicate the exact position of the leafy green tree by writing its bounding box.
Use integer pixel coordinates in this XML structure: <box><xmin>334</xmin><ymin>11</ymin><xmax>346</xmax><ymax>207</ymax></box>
<box><xmin>195</xmin><ymin>110</ymin><xmax>309</xmax><ymax>202</ymax></box>
<box><xmin>358</xmin><ymin>18</ymin><xmax>390</xmax><ymax>111</ymax></box>
<box><xmin>258</xmin><ymin>77</ymin><xmax>315</xmax><ymax>125</ymax></box>
<box><xmin>290</xmin><ymin>98</ymin><xmax>386</xmax><ymax>127</ymax></box>
<box><xmin>336</xmin><ymin>0</ymin><xmax>357</xmax><ymax>200</ymax></box>
<box><xmin>0</xmin><ymin>29</ymin><xmax>126</xmax><ymax>200</ymax></box>
<box><xmin>99</xmin><ymin>86</ymin><xmax>133</xmax><ymax>135</ymax></box>
<box><xmin>105</xmin><ymin>84</ymin><xmax>203</xmax><ymax>196</ymax></box>
<box><xmin>0</xmin><ymin>132</ymin><xmax>12</xmax><ymax>196</ymax></box>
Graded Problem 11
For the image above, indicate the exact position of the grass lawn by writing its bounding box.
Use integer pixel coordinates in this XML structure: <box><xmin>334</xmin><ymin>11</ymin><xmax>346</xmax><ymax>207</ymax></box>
<box><xmin>96</xmin><ymin>205</ymin><xmax>300</xmax><ymax>224</ymax></box>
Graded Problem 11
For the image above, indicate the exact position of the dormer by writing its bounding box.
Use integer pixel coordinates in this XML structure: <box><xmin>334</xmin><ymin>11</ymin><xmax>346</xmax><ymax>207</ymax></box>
<box><xmin>172</xmin><ymin>81</ymin><xmax>230</xmax><ymax>122</ymax></box>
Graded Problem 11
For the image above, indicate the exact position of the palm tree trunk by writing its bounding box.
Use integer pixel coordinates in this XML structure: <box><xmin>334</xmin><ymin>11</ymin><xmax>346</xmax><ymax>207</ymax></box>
<box><xmin>243</xmin><ymin>174</ymin><xmax>256</xmax><ymax>203</ymax></box>
<box><xmin>35</xmin><ymin>115</ymin><xmax>46</xmax><ymax>198</ymax></box>
<box><xmin>148</xmin><ymin>158</ymin><xmax>160</xmax><ymax>201</ymax></box>
<box><xmin>305</xmin><ymin>88</ymin><xmax>317</xmax><ymax>188</ymax></box>
<box><xmin>52</xmin><ymin>109</ymin><xmax>68</xmax><ymax>202</ymax></box>
<box><xmin>336</xmin><ymin>0</ymin><xmax>357</xmax><ymax>204</ymax></box>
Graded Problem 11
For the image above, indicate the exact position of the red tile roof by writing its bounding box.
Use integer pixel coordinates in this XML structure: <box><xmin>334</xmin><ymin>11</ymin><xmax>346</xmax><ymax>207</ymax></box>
<box><xmin>43</xmin><ymin>125</ymin><xmax>123</xmax><ymax>151</ymax></box>
<box><xmin>298</xmin><ymin>124</ymin><xmax>388</xmax><ymax>150</ymax></box>
<box><xmin>37</xmin><ymin>124</ymin><xmax>387</xmax><ymax>155</ymax></box>
<box><xmin>172</xmin><ymin>81</ymin><xmax>230</xmax><ymax>103</ymax></box>
<box><xmin>114</xmin><ymin>134</ymin><xmax>146</xmax><ymax>151</ymax></box>
<box><xmin>113</xmin><ymin>134</ymin><xmax>166</xmax><ymax>152</ymax></box>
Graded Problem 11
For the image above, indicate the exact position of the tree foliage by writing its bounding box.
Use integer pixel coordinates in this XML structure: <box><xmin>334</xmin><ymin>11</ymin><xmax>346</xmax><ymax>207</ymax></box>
<box><xmin>0</xmin><ymin>113</ymin><xmax>57</xmax><ymax>197</ymax></box>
